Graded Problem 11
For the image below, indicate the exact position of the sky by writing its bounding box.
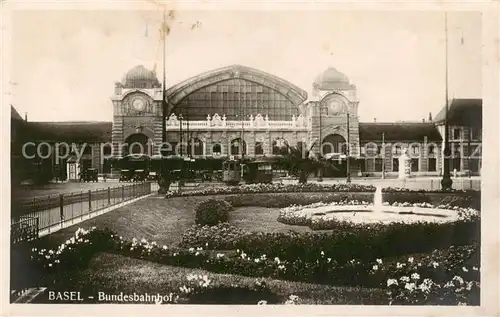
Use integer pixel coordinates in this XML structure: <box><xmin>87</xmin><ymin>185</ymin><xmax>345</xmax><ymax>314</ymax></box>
<box><xmin>9</xmin><ymin>9</ymin><xmax>482</xmax><ymax>122</ymax></box>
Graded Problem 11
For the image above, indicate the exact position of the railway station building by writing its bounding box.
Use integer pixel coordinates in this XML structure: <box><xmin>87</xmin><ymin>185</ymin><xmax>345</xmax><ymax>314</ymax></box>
<box><xmin>11</xmin><ymin>64</ymin><xmax>482</xmax><ymax>182</ymax></box>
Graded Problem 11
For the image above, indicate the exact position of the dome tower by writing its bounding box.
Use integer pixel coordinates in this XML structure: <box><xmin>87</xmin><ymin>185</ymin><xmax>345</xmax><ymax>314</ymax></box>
<box><xmin>121</xmin><ymin>65</ymin><xmax>161</xmax><ymax>89</ymax></box>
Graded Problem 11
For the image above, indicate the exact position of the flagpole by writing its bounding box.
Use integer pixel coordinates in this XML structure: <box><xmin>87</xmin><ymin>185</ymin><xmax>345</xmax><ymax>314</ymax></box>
<box><xmin>159</xmin><ymin>7</ymin><xmax>169</xmax><ymax>193</ymax></box>
<box><xmin>441</xmin><ymin>11</ymin><xmax>453</xmax><ymax>190</ymax></box>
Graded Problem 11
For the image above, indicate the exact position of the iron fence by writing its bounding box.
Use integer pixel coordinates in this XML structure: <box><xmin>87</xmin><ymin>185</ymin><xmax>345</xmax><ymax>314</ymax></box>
<box><xmin>11</xmin><ymin>182</ymin><xmax>152</xmax><ymax>242</ymax></box>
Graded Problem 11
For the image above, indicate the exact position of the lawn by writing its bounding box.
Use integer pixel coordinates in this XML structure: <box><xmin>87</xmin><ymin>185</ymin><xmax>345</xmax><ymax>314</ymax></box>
<box><xmin>34</xmin><ymin>252</ymin><xmax>388</xmax><ymax>305</ymax></box>
<box><xmin>42</xmin><ymin>195</ymin><xmax>311</xmax><ymax>247</ymax></box>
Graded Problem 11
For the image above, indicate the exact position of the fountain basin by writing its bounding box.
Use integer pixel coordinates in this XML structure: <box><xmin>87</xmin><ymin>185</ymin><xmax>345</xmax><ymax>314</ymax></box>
<box><xmin>281</xmin><ymin>204</ymin><xmax>463</xmax><ymax>225</ymax></box>
<box><xmin>309</xmin><ymin>205</ymin><xmax>459</xmax><ymax>224</ymax></box>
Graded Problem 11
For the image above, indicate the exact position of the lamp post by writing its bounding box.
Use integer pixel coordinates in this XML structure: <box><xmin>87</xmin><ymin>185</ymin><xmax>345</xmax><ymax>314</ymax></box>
<box><xmin>317</xmin><ymin>104</ymin><xmax>323</xmax><ymax>182</ymax></box>
<box><xmin>381</xmin><ymin>132</ymin><xmax>386</xmax><ymax>179</ymax></box>
<box><xmin>441</xmin><ymin>11</ymin><xmax>453</xmax><ymax>191</ymax></box>
<box><xmin>346</xmin><ymin>109</ymin><xmax>351</xmax><ymax>183</ymax></box>
<box><xmin>158</xmin><ymin>8</ymin><xmax>169</xmax><ymax>194</ymax></box>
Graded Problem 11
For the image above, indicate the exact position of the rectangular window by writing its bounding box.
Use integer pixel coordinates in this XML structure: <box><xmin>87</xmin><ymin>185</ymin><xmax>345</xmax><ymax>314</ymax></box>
<box><xmin>81</xmin><ymin>159</ymin><xmax>92</xmax><ymax>169</ymax></box>
<box><xmin>427</xmin><ymin>145</ymin><xmax>435</xmax><ymax>155</ymax></box>
<box><xmin>428</xmin><ymin>158</ymin><xmax>437</xmax><ymax>172</ymax></box>
<box><xmin>453</xmin><ymin>128</ymin><xmax>461</xmax><ymax>140</ymax></box>
<box><xmin>411</xmin><ymin>158</ymin><xmax>419</xmax><ymax>172</ymax></box>
<box><xmin>392</xmin><ymin>158</ymin><xmax>399</xmax><ymax>172</ymax></box>
<box><xmin>374</xmin><ymin>158</ymin><xmax>383</xmax><ymax>172</ymax></box>
<box><xmin>471</xmin><ymin>127</ymin><xmax>481</xmax><ymax>140</ymax></box>
<box><xmin>411</xmin><ymin>145</ymin><xmax>420</xmax><ymax>156</ymax></box>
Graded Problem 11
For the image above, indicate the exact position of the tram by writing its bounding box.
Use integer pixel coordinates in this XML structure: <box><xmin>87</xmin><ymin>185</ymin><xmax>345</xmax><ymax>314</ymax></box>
<box><xmin>242</xmin><ymin>158</ymin><xmax>274</xmax><ymax>184</ymax></box>
<box><xmin>222</xmin><ymin>158</ymin><xmax>241</xmax><ymax>185</ymax></box>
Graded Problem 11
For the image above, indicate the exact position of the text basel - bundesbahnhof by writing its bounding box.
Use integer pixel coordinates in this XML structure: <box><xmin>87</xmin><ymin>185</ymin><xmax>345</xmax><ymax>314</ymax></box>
<box><xmin>11</xmin><ymin>64</ymin><xmax>482</xmax><ymax>180</ymax></box>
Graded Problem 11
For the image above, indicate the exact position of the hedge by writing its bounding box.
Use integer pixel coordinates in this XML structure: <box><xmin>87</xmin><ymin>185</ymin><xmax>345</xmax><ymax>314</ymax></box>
<box><xmin>195</xmin><ymin>199</ymin><xmax>233</xmax><ymax>226</ymax></box>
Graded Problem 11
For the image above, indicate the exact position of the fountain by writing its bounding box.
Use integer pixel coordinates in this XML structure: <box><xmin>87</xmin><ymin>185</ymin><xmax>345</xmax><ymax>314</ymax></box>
<box><xmin>286</xmin><ymin>185</ymin><xmax>472</xmax><ymax>225</ymax></box>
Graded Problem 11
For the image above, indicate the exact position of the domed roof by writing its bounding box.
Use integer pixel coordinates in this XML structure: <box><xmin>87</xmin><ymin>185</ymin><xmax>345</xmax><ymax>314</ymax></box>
<box><xmin>122</xmin><ymin>65</ymin><xmax>159</xmax><ymax>87</ymax></box>
<box><xmin>313</xmin><ymin>67</ymin><xmax>351</xmax><ymax>90</ymax></box>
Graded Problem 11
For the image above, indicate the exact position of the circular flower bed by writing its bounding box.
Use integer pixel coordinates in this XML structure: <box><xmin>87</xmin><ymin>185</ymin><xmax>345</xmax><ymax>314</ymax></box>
<box><xmin>277</xmin><ymin>201</ymin><xmax>479</xmax><ymax>230</ymax></box>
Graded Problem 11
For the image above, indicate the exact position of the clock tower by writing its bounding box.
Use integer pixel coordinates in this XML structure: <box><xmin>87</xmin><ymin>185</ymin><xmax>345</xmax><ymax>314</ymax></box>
<box><xmin>309</xmin><ymin>67</ymin><xmax>361</xmax><ymax>176</ymax></box>
<box><xmin>110</xmin><ymin>65</ymin><xmax>164</xmax><ymax>159</ymax></box>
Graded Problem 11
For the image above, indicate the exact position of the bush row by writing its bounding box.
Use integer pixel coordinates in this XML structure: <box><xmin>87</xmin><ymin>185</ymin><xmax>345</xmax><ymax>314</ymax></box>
<box><xmin>225</xmin><ymin>192</ymin><xmax>374</xmax><ymax>208</ymax></box>
<box><xmin>26</xmin><ymin>227</ymin><xmax>479</xmax><ymax>305</ymax></box>
<box><xmin>180</xmin><ymin>218</ymin><xmax>480</xmax><ymax>263</ymax></box>
<box><xmin>165</xmin><ymin>183</ymin><xmax>377</xmax><ymax>198</ymax></box>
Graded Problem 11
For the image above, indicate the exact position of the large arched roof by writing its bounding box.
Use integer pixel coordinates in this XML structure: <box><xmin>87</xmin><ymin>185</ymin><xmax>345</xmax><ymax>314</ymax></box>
<box><xmin>165</xmin><ymin>65</ymin><xmax>308</xmax><ymax>108</ymax></box>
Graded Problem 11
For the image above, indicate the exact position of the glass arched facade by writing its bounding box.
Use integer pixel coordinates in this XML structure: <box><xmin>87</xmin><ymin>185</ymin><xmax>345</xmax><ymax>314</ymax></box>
<box><xmin>175</xmin><ymin>78</ymin><xmax>299</xmax><ymax>121</ymax></box>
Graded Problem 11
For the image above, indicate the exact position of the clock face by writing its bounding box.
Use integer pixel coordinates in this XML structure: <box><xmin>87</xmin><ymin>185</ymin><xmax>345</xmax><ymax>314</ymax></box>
<box><xmin>328</xmin><ymin>99</ymin><xmax>344</xmax><ymax>114</ymax></box>
<box><xmin>131</xmin><ymin>97</ymin><xmax>146</xmax><ymax>112</ymax></box>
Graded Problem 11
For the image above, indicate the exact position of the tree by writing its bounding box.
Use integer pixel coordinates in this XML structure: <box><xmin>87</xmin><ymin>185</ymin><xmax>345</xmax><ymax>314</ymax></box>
<box><xmin>282</xmin><ymin>144</ymin><xmax>334</xmax><ymax>184</ymax></box>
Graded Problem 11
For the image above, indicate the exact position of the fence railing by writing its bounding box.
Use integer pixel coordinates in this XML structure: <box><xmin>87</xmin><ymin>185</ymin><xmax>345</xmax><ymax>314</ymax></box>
<box><xmin>11</xmin><ymin>217</ymin><xmax>39</xmax><ymax>244</ymax></box>
<box><xmin>11</xmin><ymin>182</ymin><xmax>152</xmax><ymax>242</ymax></box>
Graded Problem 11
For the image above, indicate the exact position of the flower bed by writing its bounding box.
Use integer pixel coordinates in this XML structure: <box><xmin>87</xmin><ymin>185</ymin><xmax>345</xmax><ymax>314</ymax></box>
<box><xmin>165</xmin><ymin>183</ymin><xmax>377</xmax><ymax>198</ymax></box>
<box><xmin>27</xmin><ymin>227</ymin><xmax>479</xmax><ymax>305</ymax></box>
<box><xmin>277</xmin><ymin>201</ymin><xmax>479</xmax><ymax>230</ymax></box>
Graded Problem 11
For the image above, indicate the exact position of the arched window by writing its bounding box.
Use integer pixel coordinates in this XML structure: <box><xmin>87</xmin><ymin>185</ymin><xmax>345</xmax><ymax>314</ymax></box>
<box><xmin>124</xmin><ymin>133</ymin><xmax>149</xmax><ymax>156</ymax></box>
<box><xmin>255</xmin><ymin>142</ymin><xmax>264</xmax><ymax>155</ymax></box>
<box><xmin>321</xmin><ymin>134</ymin><xmax>347</xmax><ymax>155</ymax></box>
<box><xmin>272</xmin><ymin>138</ymin><xmax>289</xmax><ymax>155</ymax></box>
<box><xmin>212</xmin><ymin>143</ymin><xmax>221</xmax><ymax>156</ymax></box>
<box><xmin>230</xmin><ymin>138</ymin><xmax>246</xmax><ymax>156</ymax></box>
<box><xmin>188</xmin><ymin>138</ymin><xmax>204</xmax><ymax>156</ymax></box>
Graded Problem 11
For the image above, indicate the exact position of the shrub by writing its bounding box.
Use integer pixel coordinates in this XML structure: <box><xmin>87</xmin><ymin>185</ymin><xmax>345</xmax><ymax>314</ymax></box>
<box><xmin>181</xmin><ymin>223</ymin><xmax>250</xmax><ymax>249</ymax></box>
<box><xmin>195</xmin><ymin>199</ymin><xmax>234</xmax><ymax>226</ymax></box>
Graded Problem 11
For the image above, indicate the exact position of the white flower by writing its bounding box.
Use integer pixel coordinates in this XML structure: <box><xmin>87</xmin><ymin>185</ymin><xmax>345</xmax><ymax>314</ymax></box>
<box><xmin>404</xmin><ymin>282</ymin><xmax>416</xmax><ymax>291</ymax></box>
<box><xmin>372</xmin><ymin>265</ymin><xmax>378</xmax><ymax>271</ymax></box>
<box><xmin>162</xmin><ymin>245</ymin><xmax>168</xmax><ymax>250</ymax></box>
<box><xmin>472</xmin><ymin>266</ymin><xmax>479</xmax><ymax>271</ymax></box>
<box><xmin>254</xmin><ymin>258</ymin><xmax>260</xmax><ymax>263</ymax></box>
<box><xmin>327</xmin><ymin>258</ymin><xmax>332</xmax><ymax>263</ymax></box>
<box><xmin>396</xmin><ymin>262</ymin><xmax>404</xmax><ymax>269</ymax></box>
<box><xmin>48</xmin><ymin>263</ymin><xmax>52</xmax><ymax>267</ymax></box>
<box><xmin>320</xmin><ymin>251</ymin><xmax>325</xmax><ymax>256</ymax></box>
<box><xmin>387</xmin><ymin>279</ymin><xmax>398</xmax><ymax>287</ymax></box>
<box><xmin>376</xmin><ymin>259</ymin><xmax>383</xmax><ymax>264</ymax></box>
<box><xmin>462</xmin><ymin>267</ymin><xmax>469</xmax><ymax>272</ymax></box>
<box><xmin>195</xmin><ymin>252</ymin><xmax>200</xmax><ymax>256</ymax></box>
<box><xmin>408</xmin><ymin>257</ymin><xmax>414</xmax><ymax>263</ymax></box>
<box><xmin>431</xmin><ymin>261</ymin><xmax>439</xmax><ymax>268</ymax></box>
<box><xmin>452</xmin><ymin>276</ymin><xmax>464</xmax><ymax>285</ymax></box>
<box><xmin>189</xmin><ymin>247</ymin><xmax>195</xmax><ymax>252</ymax></box>
<box><xmin>257</xmin><ymin>300</ymin><xmax>267</xmax><ymax>305</ymax></box>
<box><xmin>411</xmin><ymin>273</ymin><xmax>420</xmax><ymax>280</ymax></box>
<box><xmin>400</xmin><ymin>276</ymin><xmax>410</xmax><ymax>282</ymax></box>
